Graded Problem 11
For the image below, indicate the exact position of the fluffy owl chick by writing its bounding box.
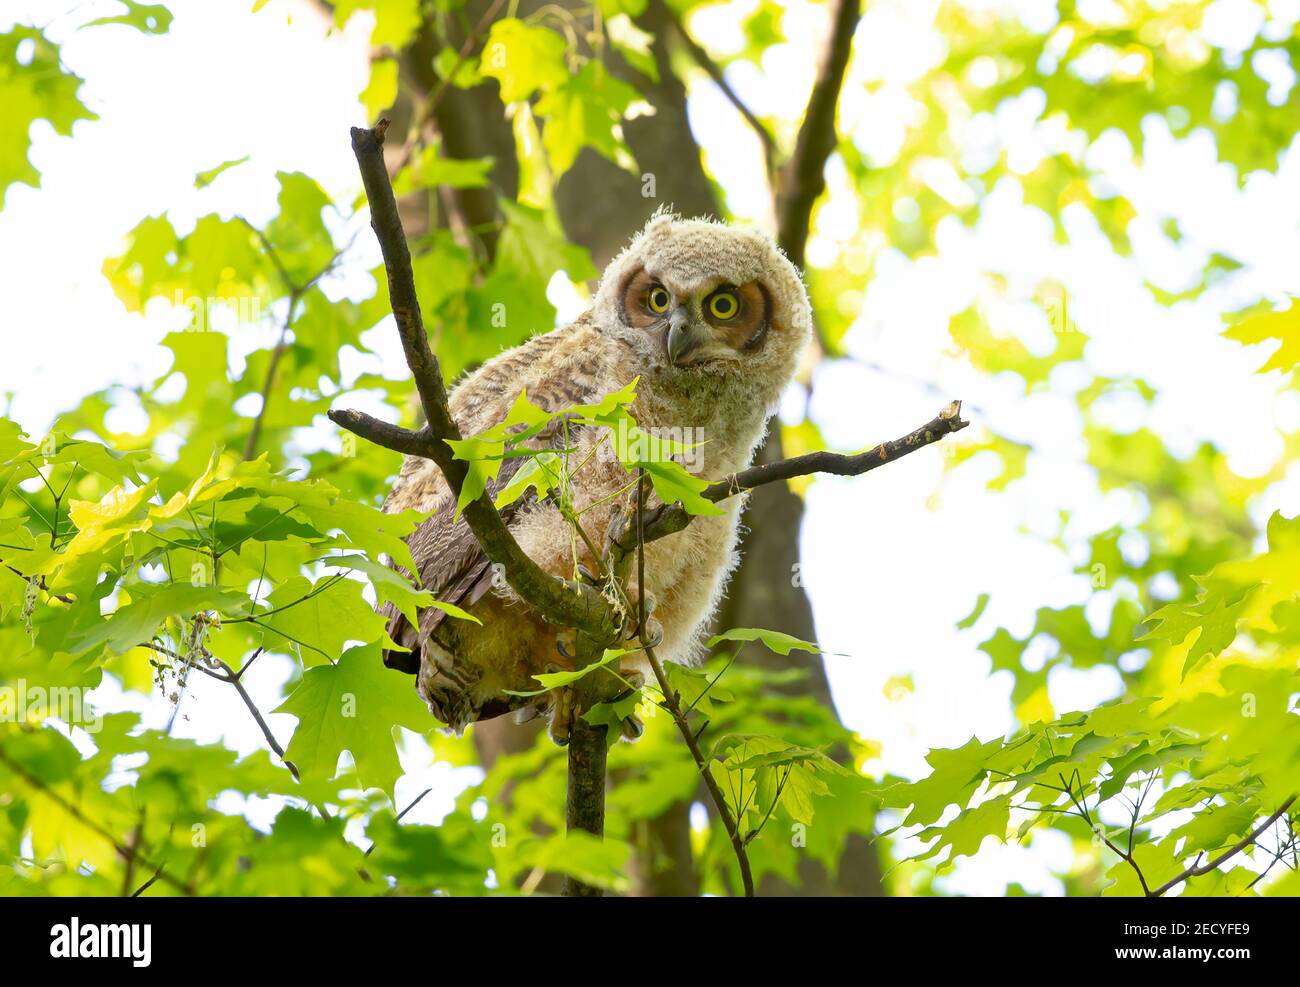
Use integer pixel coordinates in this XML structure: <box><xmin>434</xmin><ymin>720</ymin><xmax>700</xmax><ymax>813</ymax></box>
<box><xmin>380</xmin><ymin>212</ymin><xmax>811</xmax><ymax>741</ymax></box>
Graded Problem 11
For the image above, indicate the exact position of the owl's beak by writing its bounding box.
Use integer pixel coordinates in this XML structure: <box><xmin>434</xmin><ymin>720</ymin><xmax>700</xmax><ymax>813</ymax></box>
<box><xmin>665</xmin><ymin>307</ymin><xmax>703</xmax><ymax>366</ymax></box>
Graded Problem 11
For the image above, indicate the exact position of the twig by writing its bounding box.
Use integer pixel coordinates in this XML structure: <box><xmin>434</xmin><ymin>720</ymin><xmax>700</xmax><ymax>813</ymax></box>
<box><xmin>242</xmin><ymin>288</ymin><xmax>302</xmax><ymax>461</ymax></box>
<box><xmin>1061</xmin><ymin>770</ymin><xmax>1152</xmax><ymax>896</ymax></box>
<box><xmin>139</xmin><ymin>643</ymin><xmax>302</xmax><ymax>781</ymax></box>
<box><xmin>239</xmin><ymin>220</ymin><xmax>355</xmax><ymax>461</ymax></box>
<box><xmin>1146</xmin><ymin>795</ymin><xmax>1297</xmax><ymax>897</ymax></box>
<box><xmin>629</xmin><ymin>400</ymin><xmax>969</xmax><ymax>550</ymax></box>
<box><xmin>4</xmin><ymin>567</ymin><xmax>74</xmax><ymax>604</ymax></box>
<box><xmin>326</xmin><ymin>410</ymin><xmax>434</xmax><ymax>458</ymax></box>
<box><xmin>214</xmin><ymin>657</ymin><xmax>303</xmax><ymax>781</ymax></box>
<box><xmin>130</xmin><ymin>865</ymin><xmax>166</xmax><ymax>897</ymax></box>
<box><xmin>635</xmin><ymin>470</ymin><xmax>756</xmax><ymax>897</ymax></box>
<box><xmin>364</xmin><ymin>787</ymin><xmax>433</xmax><ymax>858</ymax></box>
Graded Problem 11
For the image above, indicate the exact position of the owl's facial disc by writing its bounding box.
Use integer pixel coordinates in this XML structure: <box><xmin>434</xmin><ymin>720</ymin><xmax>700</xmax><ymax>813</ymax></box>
<box><xmin>619</xmin><ymin>265</ymin><xmax>772</xmax><ymax>368</ymax></box>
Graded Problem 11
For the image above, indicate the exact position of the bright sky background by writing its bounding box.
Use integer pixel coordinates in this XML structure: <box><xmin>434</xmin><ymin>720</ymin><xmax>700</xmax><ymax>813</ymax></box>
<box><xmin>3</xmin><ymin>0</ymin><xmax>1298</xmax><ymax>895</ymax></box>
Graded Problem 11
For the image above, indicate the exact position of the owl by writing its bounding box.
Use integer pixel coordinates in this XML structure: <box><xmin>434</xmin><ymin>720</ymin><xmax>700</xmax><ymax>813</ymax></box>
<box><xmin>380</xmin><ymin>212</ymin><xmax>811</xmax><ymax>742</ymax></box>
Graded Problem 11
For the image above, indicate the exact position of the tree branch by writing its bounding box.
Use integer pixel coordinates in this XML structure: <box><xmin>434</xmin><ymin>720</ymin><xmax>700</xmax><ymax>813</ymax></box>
<box><xmin>1147</xmin><ymin>795</ymin><xmax>1296</xmax><ymax>897</ymax></box>
<box><xmin>661</xmin><ymin>1</ymin><xmax>776</xmax><ymax>176</ymax></box>
<box><xmin>561</xmin><ymin>630</ymin><xmax>616</xmax><ymax>897</ymax></box>
<box><xmin>141</xmin><ymin>642</ymin><xmax>305</xmax><ymax>782</ymax></box>
<box><xmin>775</xmin><ymin>0</ymin><xmax>861</xmax><ymax>270</ymax></box>
<box><xmin>630</xmin><ymin>400</ymin><xmax>969</xmax><ymax>550</ymax></box>
<box><xmin>325</xmin><ymin>409</ymin><xmax>434</xmax><ymax>458</ymax></box>
<box><xmin>237</xmin><ymin>217</ymin><xmax>353</xmax><ymax>461</ymax></box>
<box><xmin>334</xmin><ymin>121</ymin><xmax>620</xmax><ymax>644</ymax></box>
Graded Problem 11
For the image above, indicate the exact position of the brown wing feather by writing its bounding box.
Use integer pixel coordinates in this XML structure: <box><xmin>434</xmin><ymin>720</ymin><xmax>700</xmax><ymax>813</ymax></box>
<box><xmin>381</xmin><ymin>317</ymin><xmax>616</xmax><ymax>676</ymax></box>
<box><xmin>381</xmin><ymin>453</ymin><xmax>532</xmax><ymax>673</ymax></box>
<box><xmin>382</xmin><ymin>416</ymin><xmax>595</xmax><ymax>673</ymax></box>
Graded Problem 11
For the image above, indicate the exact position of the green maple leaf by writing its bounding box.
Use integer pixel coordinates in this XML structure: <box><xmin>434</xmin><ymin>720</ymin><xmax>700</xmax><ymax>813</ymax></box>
<box><xmin>333</xmin><ymin>0</ymin><xmax>421</xmax><ymax>50</ymax></box>
<box><xmin>1224</xmin><ymin>298</ymin><xmax>1300</xmax><ymax>374</ymax></box>
<box><xmin>707</xmin><ymin>627</ymin><xmax>821</xmax><ymax>655</ymax></box>
<box><xmin>495</xmin><ymin>199</ymin><xmax>598</xmax><ymax>283</ymax></box>
<box><xmin>880</xmin><ymin>735</ymin><xmax>994</xmax><ymax>826</ymax></box>
<box><xmin>260</xmin><ymin>575</ymin><xmax>390</xmax><ymax>667</ymax></box>
<box><xmin>274</xmin><ymin>643</ymin><xmax>431</xmax><ymax>798</ymax></box>
<box><xmin>0</xmin><ymin>27</ymin><xmax>96</xmax><ymax>208</ymax></box>
<box><xmin>535</xmin><ymin>61</ymin><xmax>642</xmax><ymax>175</ymax></box>
<box><xmin>515</xmin><ymin>831</ymin><xmax>631</xmax><ymax>892</ymax></box>
<box><xmin>920</xmin><ymin>795</ymin><xmax>1010</xmax><ymax>862</ymax></box>
<box><xmin>1140</xmin><ymin>587</ymin><xmax>1253</xmax><ymax>678</ymax></box>
<box><xmin>479</xmin><ymin>19</ymin><xmax>569</xmax><ymax>103</ymax></box>
<box><xmin>316</xmin><ymin>553</ymin><xmax>478</xmax><ymax>628</ymax></box>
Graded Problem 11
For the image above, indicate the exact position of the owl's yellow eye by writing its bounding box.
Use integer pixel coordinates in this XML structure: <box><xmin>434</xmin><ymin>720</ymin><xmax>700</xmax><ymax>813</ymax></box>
<box><xmin>646</xmin><ymin>286</ymin><xmax>672</xmax><ymax>314</ymax></box>
<box><xmin>707</xmin><ymin>290</ymin><xmax>740</xmax><ymax>320</ymax></box>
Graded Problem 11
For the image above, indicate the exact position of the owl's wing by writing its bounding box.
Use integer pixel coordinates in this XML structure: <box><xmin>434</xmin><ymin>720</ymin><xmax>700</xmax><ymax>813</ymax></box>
<box><xmin>382</xmin><ymin>317</ymin><xmax>616</xmax><ymax>674</ymax></box>
<box><xmin>381</xmin><ymin>415</ymin><xmax>586</xmax><ymax>674</ymax></box>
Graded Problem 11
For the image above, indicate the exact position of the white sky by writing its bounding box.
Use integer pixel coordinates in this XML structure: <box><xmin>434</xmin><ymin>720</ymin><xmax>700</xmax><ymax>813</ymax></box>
<box><xmin>3</xmin><ymin>0</ymin><xmax>1298</xmax><ymax>895</ymax></box>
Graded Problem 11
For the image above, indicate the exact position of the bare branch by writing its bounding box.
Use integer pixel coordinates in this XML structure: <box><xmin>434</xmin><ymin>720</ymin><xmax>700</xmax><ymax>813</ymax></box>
<box><xmin>775</xmin><ymin>0</ymin><xmax>861</xmax><ymax>270</ymax></box>
<box><xmin>630</xmin><ymin>400</ymin><xmax>969</xmax><ymax>550</ymax></box>
<box><xmin>325</xmin><ymin>409</ymin><xmax>434</xmax><ymax>459</ymax></box>
<box><xmin>140</xmin><ymin>642</ymin><xmax>303</xmax><ymax>781</ymax></box>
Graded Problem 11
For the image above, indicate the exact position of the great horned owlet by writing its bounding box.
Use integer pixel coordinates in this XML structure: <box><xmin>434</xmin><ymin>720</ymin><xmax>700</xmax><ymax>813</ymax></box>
<box><xmin>380</xmin><ymin>212</ymin><xmax>811</xmax><ymax>739</ymax></box>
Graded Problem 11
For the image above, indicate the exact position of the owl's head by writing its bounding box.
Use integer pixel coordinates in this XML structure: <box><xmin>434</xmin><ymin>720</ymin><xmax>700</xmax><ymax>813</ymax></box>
<box><xmin>593</xmin><ymin>212</ymin><xmax>811</xmax><ymax>407</ymax></box>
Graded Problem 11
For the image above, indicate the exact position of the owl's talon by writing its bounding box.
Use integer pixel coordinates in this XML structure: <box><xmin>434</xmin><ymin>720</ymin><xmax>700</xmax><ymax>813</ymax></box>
<box><xmin>576</xmin><ymin>563</ymin><xmax>600</xmax><ymax>587</ymax></box>
<box><xmin>609</xmin><ymin>502</ymin><xmax>672</xmax><ymax>558</ymax></box>
<box><xmin>638</xmin><ymin>615</ymin><xmax>664</xmax><ymax>649</ymax></box>
<box><xmin>514</xmin><ymin>704</ymin><xmax>542</xmax><ymax>725</ymax></box>
<box><xmin>603</xmin><ymin>505</ymin><xmax>628</xmax><ymax>562</ymax></box>
<box><xmin>619</xmin><ymin>590</ymin><xmax>661</xmax><ymax>649</ymax></box>
<box><xmin>548</xmin><ymin>687</ymin><xmax>576</xmax><ymax>747</ymax></box>
<box><xmin>617</xmin><ymin>668</ymin><xmax>646</xmax><ymax>694</ymax></box>
<box><xmin>610</xmin><ymin>666</ymin><xmax>646</xmax><ymax>742</ymax></box>
<box><xmin>620</xmin><ymin>712</ymin><xmax>645</xmax><ymax>742</ymax></box>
